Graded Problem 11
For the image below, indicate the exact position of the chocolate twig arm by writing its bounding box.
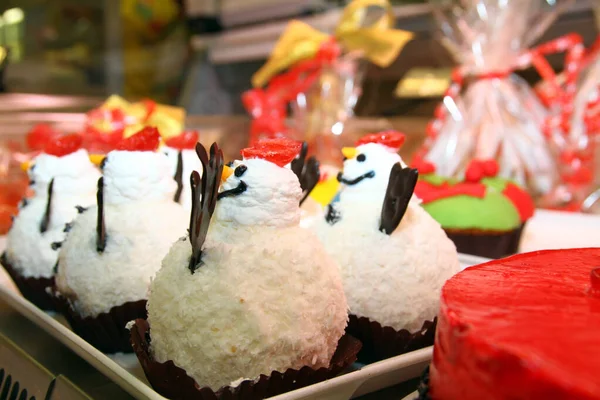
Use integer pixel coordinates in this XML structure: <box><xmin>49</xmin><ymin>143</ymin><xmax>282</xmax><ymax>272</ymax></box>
<box><xmin>173</xmin><ymin>151</ymin><xmax>184</xmax><ymax>203</ymax></box>
<box><xmin>290</xmin><ymin>142</ymin><xmax>321</xmax><ymax>205</ymax></box>
<box><xmin>379</xmin><ymin>164</ymin><xmax>418</xmax><ymax>235</ymax></box>
<box><xmin>188</xmin><ymin>142</ymin><xmax>224</xmax><ymax>273</ymax></box>
<box><xmin>40</xmin><ymin>178</ymin><xmax>54</xmax><ymax>233</ymax></box>
<box><xmin>96</xmin><ymin>177</ymin><xmax>107</xmax><ymax>253</ymax></box>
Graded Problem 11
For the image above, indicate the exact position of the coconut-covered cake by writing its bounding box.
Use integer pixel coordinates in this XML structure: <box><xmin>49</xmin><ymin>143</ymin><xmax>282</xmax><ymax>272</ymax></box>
<box><xmin>138</xmin><ymin>139</ymin><xmax>353</xmax><ymax>396</ymax></box>
<box><xmin>162</xmin><ymin>130</ymin><xmax>203</xmax><ymax>211</ymax></box>
<box><xmin>314</xmin><ymin>131</ymin><xmax>461</xmax><ymax>362</ymax></box>
<box><xmin>54</xmin><ymin>127</ymin><xmax>187</xmax><ymax>353</ymax></box>
<box><xmin>2</xmin><ymin>134</ymin><xmax>100</xmax><ymax>309</ymax></box>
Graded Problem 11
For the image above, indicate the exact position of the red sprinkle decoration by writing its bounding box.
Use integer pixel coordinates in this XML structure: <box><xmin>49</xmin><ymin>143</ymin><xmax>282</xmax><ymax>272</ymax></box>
<box><xmin>415</xmin><ymin>181</ymin><xmax>486</xmax><ymax>204</ymax></box>
<box><xmin>355</xmin><ymin>131</ymin><xmax>406</xmax><ymax>151</ymax></box>
<box><xmin>165</xmin><ymin>131</ymin><xmax>200</xmax><ymax>150</ymax></box>
<box><xmin>465</xmin><ymin>159</ymin><xmax>500</xmax><ymax>182</ymax></box>
<box><xmin>481</xmin><ymin>160</ymin><xmax>499</xmax><ymax>177</ymax></box>
<box><xmin>241</xmin><ymin>138</ymin><xmax>302</xmax><ymax>167</ymax></box>
<box><xmin>26</xmin><ymin>124</ymin><xmax>61</xmax><ymax>151</ymax></box>
<box><xmin>44</xmin><ymin>134</ymin><xmax>84</xmax><ymax>157</ymax></box>
<box><xmin>116</xmin><ymin>126</ymin><xmax>161</xmax><ymax>152</ymax></box>
<box><xmin>502</xmin><ymin>182</ymin><xmax>535</xmax><ymax>221</ymax></box>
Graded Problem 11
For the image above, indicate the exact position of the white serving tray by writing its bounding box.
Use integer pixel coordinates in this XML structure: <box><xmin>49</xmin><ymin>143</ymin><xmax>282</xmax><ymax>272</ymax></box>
<box><xmin>0</xmin><ymin>248</ymin><xmax>478</xmax><ymax>400</ymax></box>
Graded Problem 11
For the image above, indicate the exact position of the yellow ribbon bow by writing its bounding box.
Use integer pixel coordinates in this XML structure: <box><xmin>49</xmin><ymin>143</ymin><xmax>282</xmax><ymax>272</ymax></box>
<box><xmin>252</xmin><ymin>0</ymin><xmax>413</xmax><ymax>88</ymax></box>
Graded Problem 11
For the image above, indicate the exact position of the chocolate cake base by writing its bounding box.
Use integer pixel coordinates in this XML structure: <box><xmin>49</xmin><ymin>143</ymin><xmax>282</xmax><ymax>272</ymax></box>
<box><xmin>53</xmin><ymin>293</ymin><xmax>146</xmax><ymax>354</ymax></box>
<box><xmin>346</xmin><ymin>315</ymin><xmax>436</xmax><ymax>364</ymax></box>
<box><xmin>130</xmin><ymin>318</ymin><xmax>362</xmax><ymax>400</ymax></box>
<box><xmin>444</xmin><ymin>224</ymin><xmax>525</xmax><ymax>259</ymax></box>
<box><xmin>1</xmin><ymin>252</ymin><xmax>56</xmax><ymax>311</ymax></box>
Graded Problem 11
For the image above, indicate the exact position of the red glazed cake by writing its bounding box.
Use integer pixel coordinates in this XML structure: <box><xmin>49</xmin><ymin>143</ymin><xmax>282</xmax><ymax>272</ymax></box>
<box><xmin>429</xmin><ymin>248</ymin><xmax>600</xmax><ymax>400</ymax></box>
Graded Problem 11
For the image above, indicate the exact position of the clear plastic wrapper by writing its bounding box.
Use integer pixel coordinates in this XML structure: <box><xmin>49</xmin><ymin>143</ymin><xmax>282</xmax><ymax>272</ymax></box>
<box><xmin>417</xmin><ymin>0</ymin><xmax>572</xmax><ymax>196</ymax></box>
<box><xmin>244</xmin><ymin>0</ymin><xmax>413</xmax><ymax>167</ymax></box>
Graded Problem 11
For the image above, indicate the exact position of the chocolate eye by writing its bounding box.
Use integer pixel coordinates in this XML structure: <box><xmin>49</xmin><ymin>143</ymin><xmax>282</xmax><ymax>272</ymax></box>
<box><xmin>100</xmin><ymin>157</ymin><xmax>108</xmax><ymax>170</ymax></box>
<box><xmin>357</xmin><ymin>154</ymin><xmax>366</xmax><ymax>162</ymax></box>
<box><xmin>234</xmin><ymin>165</ymin><xmax>247</xmax><ymax>177</ymax></box>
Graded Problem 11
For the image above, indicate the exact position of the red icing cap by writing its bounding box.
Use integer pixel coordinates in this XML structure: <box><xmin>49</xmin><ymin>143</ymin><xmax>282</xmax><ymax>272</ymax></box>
<box><xmin>81</xmin><ymin>126</ymin><xmax>124</xmax><ymax>154</ymax></box>
<box><xmin>465</xmin><ymin>159</ymin><xmax>499</xmax><ymax>182</ymax></box>
<box><xmin>165</xmin><ymin>131</ymin><xmax>200</xmax><ymax>150</ymax></box>
<box><xmin>240</xmin><ymin>138</ymin><xmax>302</xmax><ymax>167</ymax></box>
<box><xmin>26</xmin><ymin>124</ymin><xmax>61</xmax><ymax>151</ymax></box>
<box><xmin>44</xmin><ymin>134</ymin><xmax>84</xmax><ymax>157</ymax></box>
<box><xmin>355</xmin><ymin>131</ymin><xmax>406</xmax><ymax>151</ymax></box>
<box><xmin>116</xmin><ymin>126</ymin><xmax>160</xmax><ymax>152</ymax></box>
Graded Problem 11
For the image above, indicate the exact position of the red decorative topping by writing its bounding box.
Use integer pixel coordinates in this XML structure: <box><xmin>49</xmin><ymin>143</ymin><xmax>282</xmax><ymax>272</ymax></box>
<box><xmin>415</xmin><ymin>181</ymin><xmax>486</xmax><ymax>204</ymax></box>
<box><xmin>141</xmin><ymin>99</ymin><xmax>157</xmax><ymax>120</ymax></box>
<box><xmin>165</xmin><ymin>131</ymin><xmax>200</xmax><ymax>150</ymax></box>
<box><xmin>81</xmin><ymin>127</ymin><xmax>124</xmax><ymax>154</ymax></box>
<box><xmin>241</xmin><ymin>138</ymin><xmax>302</xmax><ymax>167</ymax></box>
<box><xmin>465</xmin><ymin>159</ymin><xmax>500</xmax><ymax>182</ymax></box>
<box><xmin>465</xmin><ymin>162</ymin><xmax>484</xmax><ymax>183</ymax></box>
<box><xmin>502</xmin><ymin>183</ymin><xmax>535</xmax><ymax>222</ymax></box>
<box><xmin>26</xmin><ymin>124</ymin><xmax>61</xmax><ymax>151</ymax></box>
<box><xmin>44</xmin><ymin>134</ymin><xmax>84</xmax><ymax>157</ymax></box>
<box><xmin>355</xmin><ymin>131</ymin><xmax>406</xmax><ymax>151</ymax></box>
<box><xmin>116</xmin><ymin>127</ymin><xmax>161</xmax><ymax>152</ymax></box>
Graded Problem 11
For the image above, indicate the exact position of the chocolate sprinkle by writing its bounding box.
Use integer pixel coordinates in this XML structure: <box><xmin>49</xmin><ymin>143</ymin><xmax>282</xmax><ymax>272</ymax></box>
<box><xmin>96</xmin><ymin>177</ymin><xmax>107</xmax><ymax>253</ymax></box>
<box><xmin>39</xmin><ymin>178</ymin><xmax>54</xmax><ymax>233</ymax></box>
<box><xmin>63</xmin><ymin>222</ymin><xmax>73</xmax><ymax>233</ymax></box>
<box><xmin>188</xmin><ymin>142</ymin><xmax>224</xmax><ymax>274</ymax></box>
<box><xmin>20</xmin><ymin>198</ymin><xmax>29</xmax><ymax>208</ymax></box>
<box><xmin>100</xmin><ymin>156</ymin><xmax>108</xmax><ymax>170</ymax></box>
<box><xmin>75</xmin><ymin>205</ymin><xmax>87</xmax><ymax>214</ymax></box>
<box><xmin>53</xmin><ymin>261</ymin><xmax>59</xmax><ymax>274</ymax></box>
<box><xmin>29</xmin><ymin>179</ymin><xmax>35</xmax><ymax>186</ymax></box>
<box><xmin>290</xmin><ymin>142</ymin><xmax>320</xmax><ymax>205</ymax></box>
<box><xmin>173</xmin><ymin>150</ymin><xmax>184</xmax><ymax>203</ymax></box>
<box><xmin>51</xmin><ymin>241</ymin><xmax>62</xmax><ymax>250</ymax></box>
<box><xmin>379</xmin><ymin>164</ymin><xmax>418</xmax><ymax>235</ymax></box>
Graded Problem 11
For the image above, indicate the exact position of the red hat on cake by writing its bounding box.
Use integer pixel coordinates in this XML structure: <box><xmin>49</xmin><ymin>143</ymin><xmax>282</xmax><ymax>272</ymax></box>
<box><xmin>164</xmin><ymin>131</ymin><xmax>200</xmax><ymax>150</ymax></box>
<box><xmin>44</xmin><ymin>134</ymin><xmax>84</xmax><ymax>157</ymax></box>
<box><xmin>241</xmin><ymin>138</ymin><xmax>303</xmax><ymax>167</ymax></box>
<box><xmin>116</xmin><ymin>126</ymin><xmax>161</xmax><ymax>152</ymax></box>
<box><xmin>355</xmin><ymin>131</ymin><xmax>406</xmax><ymax>152</ymax></box>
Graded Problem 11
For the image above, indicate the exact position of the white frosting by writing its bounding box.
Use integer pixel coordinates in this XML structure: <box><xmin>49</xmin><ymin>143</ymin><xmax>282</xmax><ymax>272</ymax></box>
<box><xmin>163</xmin><ymin>146</ymin><xmax>203</xmax><ymax>211</ymax></box>
<box><xmin>210</xmin><ymin>158</ymin><xmax>302</xmax><ymax>242</ymax></box>
<box><xmin>147</xmin><ymin>227</ymin><xmax>348</xmax><ymax>390</ymax></box>
<box><xmin>55</xmin><ymin>201</ymin><xmax>187</xmax><ymax>317</ymax></box>
<box><xmin>5</xmin><ymin>149</ymin><xmax>100</xmax><ymax>278</ymax></box>
<box><xmin>313</xmin><ymin>143</ymin><xmax>460</xmax><ymax>332</ymax></box>
<box><xmin>102</xmin><ymin>151</ymin><xmax>177</xmax><ymax>204</ymax></box>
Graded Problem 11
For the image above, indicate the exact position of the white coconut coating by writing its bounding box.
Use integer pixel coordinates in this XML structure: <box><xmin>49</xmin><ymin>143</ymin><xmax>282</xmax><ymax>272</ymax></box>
<box><xmin>5</xmin><ymin>149</ymin><xmax>100</xmax><ymax>278</ymax></box>
<box><xmin>313</xmin><ymin>143</ymin><xmax>460</xmax><ymax>332</ymax></box>
<box><xmin>102</xmin><ymin>151</ymin><xmax>177</xmax><ymax>204</ymax></box>
<box><xmin>147</xmin><ymin>227</ymin><xmax>348</xmax><ymax>390</ymax></box>
<box><xmin>55</xmin><ymin>201</ymin><xmax>187</xmax><ymax>317</ymax></box>
<box><xmin>163</xmin><ymin>146</ymin><xmax>203</xmax><ymax>211</ymax></box>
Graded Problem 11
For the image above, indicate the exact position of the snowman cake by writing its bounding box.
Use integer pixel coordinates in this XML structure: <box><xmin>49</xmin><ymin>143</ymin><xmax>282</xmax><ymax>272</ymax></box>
<box><xmin>314</xmin><ymin>131</ymin><xmax>461</xmax><ymax>361</ymax></box>
<box><xmin>2</xmin><ymin>134</ymin><xmax>100</xmax><ymax>310</ymax></box>
<box><xmin>161</xmin><ymin>130</ymin><xmax>203</xmax><ymax>211</ymax></box>
<box><xmin>54</xmin><ymin>127</ymin><xmax>188</xmax><ymax>353</ymax></box>
<box><xmin>136</xmin><ymin>139</ymin><xmax>352</xmax><ymax>396</ymax></box>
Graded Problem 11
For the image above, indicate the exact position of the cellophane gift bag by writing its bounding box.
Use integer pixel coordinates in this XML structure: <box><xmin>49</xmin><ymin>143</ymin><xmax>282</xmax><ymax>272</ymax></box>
<box><xmin>417</xmin><ymin>0</ymin><xmax>571</xmax><ymax>196</ymax></box>
<box><xmin>244</xmin><ymin>0</ymin><xmax>413</xmax><ymax>168</ymax></box>
<box><xmin>540</xmin><ymin>36</ymin><xmax>600</xmax><ymax>212</ymax></box>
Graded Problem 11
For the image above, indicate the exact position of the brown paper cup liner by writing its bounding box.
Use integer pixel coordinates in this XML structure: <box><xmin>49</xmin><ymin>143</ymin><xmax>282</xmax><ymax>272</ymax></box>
<box><xmin>130</xmin><ymin>319</ymin><xmax>362</xmax><ymax>400</ymax></box>
<box><xmin>444</xmin><ymin>224</ymin><xmax>525</xmax><ymax>259</ymax></box>
<box><xmin>52</xmin><ymin>291</ymin><xmax>146</xmax><ymax>354</ymax></box>
<box><xmin>1</xmin><ymin>252</ymin><xmax>56</xmax><ymax>311</ymax></box>
<box><xmin>346</xmin><ymin>315</ymin><xmax>436</xmax><ymax>364</ymax></box>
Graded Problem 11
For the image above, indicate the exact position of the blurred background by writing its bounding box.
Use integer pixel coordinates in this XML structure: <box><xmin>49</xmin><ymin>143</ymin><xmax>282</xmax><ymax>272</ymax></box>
<box><xmin>0</xmin><ymin>0</ymin><xmax>597</xmax><ymax>116</ymax></box>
